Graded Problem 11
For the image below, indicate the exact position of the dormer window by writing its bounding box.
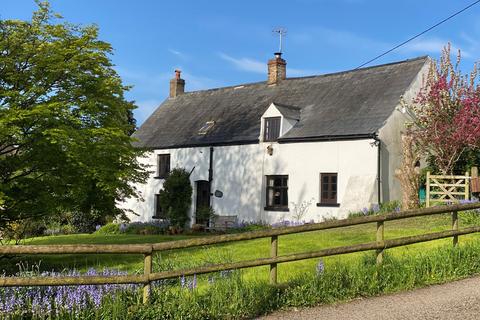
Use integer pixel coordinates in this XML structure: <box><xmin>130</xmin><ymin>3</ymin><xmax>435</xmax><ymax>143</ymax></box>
<box><xmin>264</xmin><ymin>117</ymin><xmax>281</xmax><ymax>142</ymax></box>
<box><xmin>198</xmin><ymin>121</ymin><xmax>215</xmax><ymax>135</ymax></box>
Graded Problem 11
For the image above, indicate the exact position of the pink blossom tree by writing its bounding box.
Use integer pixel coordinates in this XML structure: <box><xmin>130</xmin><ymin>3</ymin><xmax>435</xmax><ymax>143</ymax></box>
<box><xmin>409</xmin><ymin>44</ymin><xmax>480</xmax><ymax>175</ymax></box>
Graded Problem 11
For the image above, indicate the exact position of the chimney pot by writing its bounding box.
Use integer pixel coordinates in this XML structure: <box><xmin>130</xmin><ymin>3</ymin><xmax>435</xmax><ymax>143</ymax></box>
<box><xmin>175</xmin><ymin>69</ymin><xmax>181</xmax><ymax>80</ymax></box>
<box><xmin>267</xmin><ymin>53</ymin><xmax>286</xmax><ymax>85</ymax></box>
<box><xmin>170</xmin><ymin>69</ymin><xmax>185</xmax><ymax>98</ymax></box>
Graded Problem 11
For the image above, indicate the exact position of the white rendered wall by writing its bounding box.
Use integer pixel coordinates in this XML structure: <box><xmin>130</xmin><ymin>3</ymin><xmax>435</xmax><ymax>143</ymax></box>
<box><xmin>121</xmin><ymin>139</ymin><xmax>378</xmax><ymax>224</ymax></box>
<box><xmin>377</xmin><ymin>59</ymin><xmax>430</xmax><ymax>202</ymax></box>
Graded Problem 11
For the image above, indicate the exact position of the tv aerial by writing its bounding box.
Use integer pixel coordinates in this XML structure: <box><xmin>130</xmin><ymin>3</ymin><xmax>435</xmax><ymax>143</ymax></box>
<box><xmin>272</xmin><ymin>27</ymin><xmax>287</xmax><ymax>53</ymax></box>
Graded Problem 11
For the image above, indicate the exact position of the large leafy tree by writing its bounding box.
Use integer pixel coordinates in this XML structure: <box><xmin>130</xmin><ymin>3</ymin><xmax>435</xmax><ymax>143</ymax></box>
<box><xmin>0</xmin><ymin>1</ymin><xmax>148</xmax><ymax>228</ymax></box>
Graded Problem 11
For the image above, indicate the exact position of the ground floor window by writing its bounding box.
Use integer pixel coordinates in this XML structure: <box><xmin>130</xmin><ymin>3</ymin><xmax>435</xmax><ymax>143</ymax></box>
<box><xmin>153</xmin><ymin>194</ymin><xmax>165</xmax><ymax>219</ymax></box>
<box><xmin>319</xmin><ymin>173</ymin><xmax>338</xmax><ymax>206</ymax></box>
<box><xmin>265</xmin><ymin>175</ymin><xmax>289</xmax><ymax>211</ymax></box>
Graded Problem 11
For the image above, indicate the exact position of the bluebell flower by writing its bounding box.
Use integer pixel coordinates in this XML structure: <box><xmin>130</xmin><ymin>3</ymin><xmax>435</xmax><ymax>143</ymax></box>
<box><xmin>180</xmin><ymin>275</ymin><xmax>186</xmax><ymax>288</ymax></box>
<box><xmin>316</xmin><ymin>259</ymin><xmax>325</xmax><ymax>275</ymax></box>
<box><xmin>191</xmin><ymin>274</ymin><xmax>197</xmax><ymax>290</ymax></box>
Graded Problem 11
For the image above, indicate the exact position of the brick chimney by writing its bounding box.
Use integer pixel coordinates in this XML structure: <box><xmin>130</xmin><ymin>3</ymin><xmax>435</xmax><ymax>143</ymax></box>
<box><xmin>267</xmin><ymin>52</ymin><xmax>286</xmax><ymax>85</ymax></box>
<box><xmin>169</xmin><ymin>69</ymin><xmax>185</xmax><ymax>98</ymax></box>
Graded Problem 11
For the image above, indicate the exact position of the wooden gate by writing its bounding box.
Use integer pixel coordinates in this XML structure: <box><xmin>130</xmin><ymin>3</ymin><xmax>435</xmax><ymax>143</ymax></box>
<box><xmin>426</xmin><ymin>171</ymin><xmax>470</xmax><ymax>207</ymax></box>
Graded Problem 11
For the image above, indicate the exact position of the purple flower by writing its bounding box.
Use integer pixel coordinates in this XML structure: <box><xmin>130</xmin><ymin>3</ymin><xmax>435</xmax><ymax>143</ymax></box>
<box><xmin>362</xmin><ymin>207</ymin><xmax>369</xmax><ymax>215</ymax></box>
<box><xmin>190</xmin><ymin>274</ymin><xmax>197</xmax><ymax>290</ymax></box>
<box><xmin>0</xmin><ymin>268</ymin><xmax>139</xmax><ymax>317</ymax></box>
<box><xmin>119</xmin><ymin>223</ymin><xmax>127</xmax><ymax>232</ymax></box>
<box><xmin>394</xmin><ymin>206</ymin><xmax>401</xmax><ymax>213</ymax></box>
<box><xmin>372</xmin><ymin>204</ymin><xmax>380</xmax><ymax>213</ymax></box>
<box><xmin>316</xmin><ymin>259</ymin><xmax>324</xmax><ymax>275</ymax></box>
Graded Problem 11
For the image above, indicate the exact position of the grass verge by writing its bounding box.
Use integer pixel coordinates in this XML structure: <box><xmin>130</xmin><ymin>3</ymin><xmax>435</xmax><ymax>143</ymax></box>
<box><xmin>130</xmin><ymin>241</ymin><xmax>480</xmax><ymax>319</ymax></box>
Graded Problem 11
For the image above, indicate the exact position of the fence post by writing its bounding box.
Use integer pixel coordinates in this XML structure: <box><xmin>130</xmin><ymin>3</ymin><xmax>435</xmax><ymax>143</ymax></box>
<box><xmin>143</xmin><ymin>252</ymin><xmax>153</xmax><ymax>304</ymax></box>
<box><xmin>465</xmin><ymin>171</ymin><xmax>470</xmax><ymax>201</ymax></box>
<box><xmin>270</xmin><ymin>235</ymin><xmax>278</xmax><ymax>284</ymax></box>
<box><xmin>426</xmin><ymin>171</ymin><xmax>431</xmax><ymax>208</ymax></box>
<box><xmin>452</xmin><ymin>211</ymin><xmax>459</xmax><ymax>247</ymax></box>
<box><xmin>376</xmin><ymin>221</ymin><xmax>384</xmax><ymax>265</ymax></box>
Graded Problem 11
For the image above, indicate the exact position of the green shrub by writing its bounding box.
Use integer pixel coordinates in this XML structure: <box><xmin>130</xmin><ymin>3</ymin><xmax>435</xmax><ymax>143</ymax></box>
<box><xmin>348</xmin><ymin>200</ymin><xmax>401</xmax><ymax>218</ymax></box>
<box><xmin>159</xmin><ymin>168</ymin><xmax>193</xmax><ymax>228</ymax></box>
<box><xmin>95</xmin><ymin>223</ymin><xmax>122</xmax><ymax>235</ymax></box>
<box><xmin>1</xmin><ymin>218</ymin><xmax>47</xmax><ymax>243</ymax></box>
<box><xmin>124</xmin><ymin>222</ymin><xmax>166</xmax><ymax>235</ymax></box>
<box><xmin>195</xmin><ymin>206</ymin><xmax>216</xmax><ymax>225</ymax></box>
<box><xmin>71</xmin><ymin>209</ymin><xmax>104</xmax><ymax>233</ymax></box>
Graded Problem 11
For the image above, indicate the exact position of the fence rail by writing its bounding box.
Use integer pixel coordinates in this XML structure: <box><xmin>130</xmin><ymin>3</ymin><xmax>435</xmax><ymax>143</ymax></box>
<box><xmin>1</xmin><ymin>202</ymin><xmax>480</xmax><ymax>303</ymax></box>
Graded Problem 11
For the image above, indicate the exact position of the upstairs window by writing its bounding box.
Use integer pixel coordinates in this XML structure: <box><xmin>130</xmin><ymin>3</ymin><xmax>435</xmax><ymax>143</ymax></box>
<box><xmin>265</xmin><ymin>175</ymin><xmax>289</xmax><ymax>211</ymax></box>
<box><xmin>157</xmin><ymin>154</ymin><xmax>170</xmax><ymax>179</ymax></box>
<box><xmin>263</xmin><ymin>117</ymin><xmax>281</xmax><ymax>142</ymax></box>
<box><xmin>320</xmin><ymin>173</ymin><xmax>338</xmax><ymax>205</ymax></box>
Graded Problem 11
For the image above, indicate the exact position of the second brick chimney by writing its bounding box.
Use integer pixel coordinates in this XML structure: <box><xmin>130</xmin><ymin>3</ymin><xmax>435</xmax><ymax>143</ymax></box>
<box><xmin>169</xmin><ymin>69</ymin><xmax>185</xmax><ymax>98</ymax></box>
<box><xmin>267</xmin><ymin>52</ymin><xmax>286</xmax><ymax>85</ymax></box>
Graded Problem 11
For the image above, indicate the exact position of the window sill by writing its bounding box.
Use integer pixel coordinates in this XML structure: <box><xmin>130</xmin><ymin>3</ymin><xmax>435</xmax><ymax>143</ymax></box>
<box><xmin>264</xmin><ymin>206</ymin><xmax>289</xmax><ymax>212</ymax></box>
<box><xmin>316</xmin><ymin>203</ymin><xmax>340</xmax><ymax>207</ymax></box>
<box><xmin>153</xmin><ymin>176</ymin><xmax>168</xmax><ymax>180</ymax></box>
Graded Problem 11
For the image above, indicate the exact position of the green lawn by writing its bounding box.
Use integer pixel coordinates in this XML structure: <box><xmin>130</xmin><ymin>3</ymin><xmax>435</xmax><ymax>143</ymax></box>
<box><xmin>4</xmin><ymin>213</ymin><xmax>480</xmax><ymax>283</ymax></box>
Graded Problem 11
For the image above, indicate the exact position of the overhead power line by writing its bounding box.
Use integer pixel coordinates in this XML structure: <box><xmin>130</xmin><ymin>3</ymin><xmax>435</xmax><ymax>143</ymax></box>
<box><xmin>355</xmin><ymin>0</ymin><xmax>480</xmax><ymax>69</ymax></box>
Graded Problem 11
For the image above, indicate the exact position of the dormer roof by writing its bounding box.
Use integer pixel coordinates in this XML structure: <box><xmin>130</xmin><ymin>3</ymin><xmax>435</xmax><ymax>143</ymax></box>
<box><xmin>271</xmin><ymin>102</ymin><xmax>301</xmax><ymax>121</ymax></box>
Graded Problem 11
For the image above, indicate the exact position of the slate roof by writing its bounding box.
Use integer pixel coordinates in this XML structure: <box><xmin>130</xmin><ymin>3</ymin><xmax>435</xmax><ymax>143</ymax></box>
<box><xmin>133</xmin><ymin>56</ymin><xmax>428</xmax><ymax>149</ymax></box>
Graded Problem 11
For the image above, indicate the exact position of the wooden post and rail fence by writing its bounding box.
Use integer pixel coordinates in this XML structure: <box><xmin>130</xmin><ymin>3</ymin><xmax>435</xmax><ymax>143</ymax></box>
<box><xmin>1</xmin><ymin>202</ymin><xmax>480</xmax><ymax>304</ymax></box>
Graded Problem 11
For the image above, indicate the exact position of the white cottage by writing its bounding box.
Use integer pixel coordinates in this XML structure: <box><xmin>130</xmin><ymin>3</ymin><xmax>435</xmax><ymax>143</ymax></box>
<box><xmin>123</xmin><ymin>54</ymin><xmax>430</xmax><ymax>224</ymax></box>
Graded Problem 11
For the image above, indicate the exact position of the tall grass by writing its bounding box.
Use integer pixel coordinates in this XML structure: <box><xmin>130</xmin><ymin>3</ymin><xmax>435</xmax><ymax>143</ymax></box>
<box><xmin>2</xmin><ymin>241</ymin><xmax>480</xmax><ymax>319</ymax></box>
<box><xmin>130</xmin><ymin>241</ymin><xmax>480</xmax><ymax>319</ymax></box>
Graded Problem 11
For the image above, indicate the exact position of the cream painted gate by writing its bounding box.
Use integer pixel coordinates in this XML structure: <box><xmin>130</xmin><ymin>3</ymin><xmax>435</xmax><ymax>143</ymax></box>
<box><xmin>426</xmin><ymin>172</ymin><xmax>470</xmax><ymax>207</ymax></box>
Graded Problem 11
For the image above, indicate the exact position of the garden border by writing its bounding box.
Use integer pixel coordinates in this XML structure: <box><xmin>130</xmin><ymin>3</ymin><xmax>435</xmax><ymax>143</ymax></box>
<box><xmin>1</xmin><ymin>202</ymin><xmax>480</xmax><ymax>304</ymax></box>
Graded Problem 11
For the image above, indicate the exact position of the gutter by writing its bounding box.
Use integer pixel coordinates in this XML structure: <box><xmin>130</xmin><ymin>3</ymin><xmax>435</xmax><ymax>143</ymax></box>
<box><xmin>139</xmin><ymin>139</ymin><xmax>259</xmax><ymax>151</ymax></box>
<box><xmin>278</xmin><ymin>133</ymin><xmax>377</xmax><ymax>144</ymax></box>
<box><xmin>208</xmin><ymin>146</ymin><xmax>214</xmax><ymax>203</ymax></box>
<box><xmin>373</xmin><ymin>133</ymin><xmax>382</xmax><ymax>204</ymax></box>
<box><xmin>137</xmin><ymin>134</ymin><xmax>380</xmax><ymax>150</ymax></box>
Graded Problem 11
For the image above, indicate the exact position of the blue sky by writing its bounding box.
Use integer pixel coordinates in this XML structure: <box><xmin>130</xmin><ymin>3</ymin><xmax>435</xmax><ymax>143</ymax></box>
<box><xmin>2</xmin><ymin>0</ymin><xmax>480</xmax><ymax>125</ymax></box>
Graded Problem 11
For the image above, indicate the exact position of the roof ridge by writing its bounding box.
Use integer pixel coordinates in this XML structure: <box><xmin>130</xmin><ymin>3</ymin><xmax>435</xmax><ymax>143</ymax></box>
<box><xmin>286</xmin><ymin>55</ymin><xmax>429</xmax><ymax>80</ymax></box>
<box><xmin>181</xmin><ymin>55</ymin><xmax>429</xmax><ymax>95</ymax></box>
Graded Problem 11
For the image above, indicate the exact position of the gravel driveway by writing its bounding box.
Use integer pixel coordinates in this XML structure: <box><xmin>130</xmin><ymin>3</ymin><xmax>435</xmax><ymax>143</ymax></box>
<box><xmin>258</xmin><ymin>276</ymin><xmax>480</xmax><ymax>320</ymax></box>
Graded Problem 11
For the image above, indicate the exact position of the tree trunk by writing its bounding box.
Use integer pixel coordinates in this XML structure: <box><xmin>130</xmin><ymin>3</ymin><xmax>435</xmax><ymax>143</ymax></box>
<box><xmin>395</xmin><ymin>134</ymin><xmax>421</xmax><ymax>210</ymax></box>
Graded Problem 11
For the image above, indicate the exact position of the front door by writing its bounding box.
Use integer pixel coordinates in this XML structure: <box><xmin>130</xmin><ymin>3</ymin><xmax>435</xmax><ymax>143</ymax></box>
<box><xmin>195</xmin><ymin>180</ymin><xmax>210</xmax><ymax>224</ymax></box>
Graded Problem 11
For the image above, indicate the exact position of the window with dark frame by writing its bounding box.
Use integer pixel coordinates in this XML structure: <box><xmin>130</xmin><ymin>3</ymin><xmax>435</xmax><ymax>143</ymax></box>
<box><xmin>265</xmin><ymin>175</ymin><xmax>289</xmax><ymax>210</ymax></box>
<box><xmin>153</xmin><ymin>194</ymin><xmax>165</xmax><ymax>219</ymax></box>
<box><xmin>263</xmin><ymin>117</ymin><xmax>281</xmax><ymax>142</ymax></box>
<box><xmin>156</xmin><ymin>154</ymin><xmax>170</xmax><ymax>179</ymax></box>
<box><xmin>320</xmin><ymin>173</ymin><xmax>338</xmax><ymax>205</ymax></box>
